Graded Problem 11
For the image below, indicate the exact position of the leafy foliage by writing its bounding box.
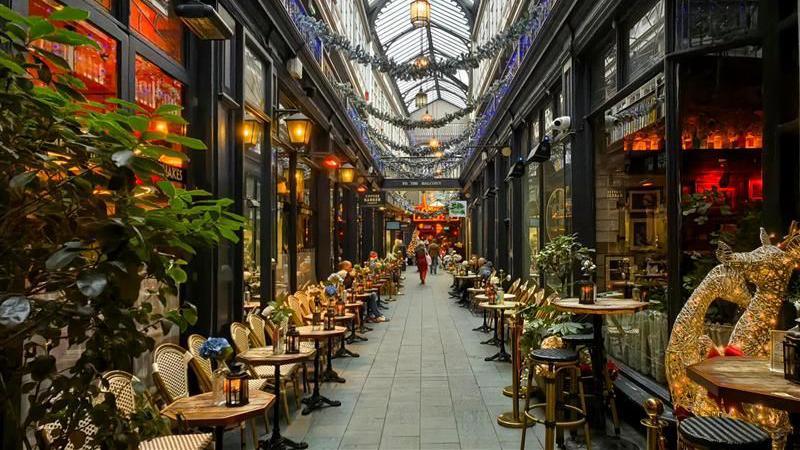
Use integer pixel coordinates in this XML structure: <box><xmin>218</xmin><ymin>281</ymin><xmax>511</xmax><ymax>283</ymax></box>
<box><xmin>533</xmin><ymin>234</ymin><xmax>594</xmax><ymax>295</ymax></box>
<box><xmin>0</xmin><ymin>6</ymin><xmax>243</xmax><ymax>448</ymax></box>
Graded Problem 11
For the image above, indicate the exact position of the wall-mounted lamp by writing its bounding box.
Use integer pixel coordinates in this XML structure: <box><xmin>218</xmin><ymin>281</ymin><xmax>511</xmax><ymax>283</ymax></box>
<box><xmin>322</xmin><ymin>154</ymin><xmax>340</xmax><ymax>170</ymax></box>
<box><xmin>175</xmin><ymin>1</ymin><xmax>233</xmax><ymax>40</ymax></box>
<box><xmin>242</xmin><ymin>119</ymin><xmax>263</xmax><ymax>146</ymax></box>
<box><xmin>339</xmin><ymin>163</ymin><xmax>356</xmax><ymax>184</ymax></box>
<box><xmin>284</xmin><ymin>112</ymin><xmax>313</xmax><ymax>146</ymax></box>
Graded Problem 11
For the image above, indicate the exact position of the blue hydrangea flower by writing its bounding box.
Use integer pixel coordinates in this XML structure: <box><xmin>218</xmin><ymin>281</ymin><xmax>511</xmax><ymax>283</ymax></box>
<box><xmin>325</xmin><ymin>285</ymin><xmax>338</xmax><ymax>297</ymax></box>
<box><xmin>199</xmin><ymin>337</ymin><xmax>232</xmax><ymax>361</ymax></box>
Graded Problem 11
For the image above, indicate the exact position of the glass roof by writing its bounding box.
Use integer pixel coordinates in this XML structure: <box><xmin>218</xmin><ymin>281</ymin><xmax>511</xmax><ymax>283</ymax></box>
<box><xmin>374</xmin><ymin>0</ymin><xmax>472</xmax><ymax>112</ymax></box>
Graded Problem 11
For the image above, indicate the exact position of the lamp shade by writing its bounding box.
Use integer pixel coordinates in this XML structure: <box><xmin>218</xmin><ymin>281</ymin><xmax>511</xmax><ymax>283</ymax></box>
<box><xmin>414</xmin><ymin>89</ymin><xmax>427</xmax><ymax>110</ymax></box>
<box><xmin>175</xmin><ymin>2</ymin><xmax>233</xmax><ymax>40</ymax></box>
<box><xmin>242</xmin><ymin>119</ymin><xmax>263</xmax><ymax>146</ymax></box>
<box><xmin>322</xmin><ymin>155</ymin><xmax>340</xmax><ymax>170</ymax></box>
<box><xmin>339</xmin><ymin>163</ymin><xmax>356</xmax><ymax>183</ymax></box>
<box><xmin>414</xmin><ymin>55</ymin><xmax>429</xmax><ymax>70</ymax></box>
<box><xmin>285</xmin><ymin>113</ymin><xmax>313</xmax><ymax>146</ymax></box>
<box><xmin>410</xmin><ymin>0</ymin><xmax>431</xmax><ymax>28</ymax></box>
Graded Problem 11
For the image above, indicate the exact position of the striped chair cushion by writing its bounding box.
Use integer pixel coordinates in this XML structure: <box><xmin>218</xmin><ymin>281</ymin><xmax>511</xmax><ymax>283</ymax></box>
<box><xmin>139</xmin><ymin>433</ymin><xmax>213</xmax><ymax>450</ymax></box>
<box><xmin>253</xmin><ymin>363</ymin><xmax>298</xmax><ymax>378</ymax></box>
<box><xmin>679</xmin><ymin>416</ymin><xmax>771</xmax><ymax>450</ymax></box>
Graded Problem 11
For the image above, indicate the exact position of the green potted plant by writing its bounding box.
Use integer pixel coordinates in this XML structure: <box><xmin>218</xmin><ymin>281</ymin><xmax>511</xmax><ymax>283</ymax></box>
<box><xmin>0</xmin><ymin>6</ymin><xmax>244</xmax><ymax>448</ymax></box>
<box><xmin>533</xmin><ymin>234</ymin><xmax>594</xmax><ymax>296</ymax></box>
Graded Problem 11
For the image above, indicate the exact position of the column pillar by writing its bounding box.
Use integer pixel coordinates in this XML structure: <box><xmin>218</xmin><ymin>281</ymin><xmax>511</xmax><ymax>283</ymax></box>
<box><xmin>495</xmin><ymin>152</ymin><xmax>509</xmax><ymax>272</ymax></box>
<box><xmin>509</xmin><ymin>126</ymin><xmax>527</xmax><ymax>279</ymax></box>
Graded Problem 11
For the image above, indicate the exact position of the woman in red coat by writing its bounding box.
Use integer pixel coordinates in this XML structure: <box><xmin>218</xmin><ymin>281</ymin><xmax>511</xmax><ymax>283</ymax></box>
<box><xmin>414</xmin><ymin>242</ymin><xmax>429</xmax><ymax>284</ymax></box>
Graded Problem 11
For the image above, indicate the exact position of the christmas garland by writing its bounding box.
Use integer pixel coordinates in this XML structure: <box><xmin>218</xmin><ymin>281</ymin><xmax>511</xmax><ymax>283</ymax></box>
<box><xmin>368</xmin><ymin>122</ymin><xmax>476</xmax><ymax>157</ymax></box>
<box><xmin>333</xmin><ymin>71</ymin><xmax>514</xmax><ymax>130</ymax></box>
<box><xmin>292</xmin><ymin>1</ymin><xmax>551</xmax><ymax>81</ymax></box>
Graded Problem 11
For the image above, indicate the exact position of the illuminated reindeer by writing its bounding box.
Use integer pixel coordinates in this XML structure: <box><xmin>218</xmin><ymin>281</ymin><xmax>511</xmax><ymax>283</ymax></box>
<box><xmin>666</xmin><ymin>224</ymin><xmax>800</xmax><ymax>448</ymax></box>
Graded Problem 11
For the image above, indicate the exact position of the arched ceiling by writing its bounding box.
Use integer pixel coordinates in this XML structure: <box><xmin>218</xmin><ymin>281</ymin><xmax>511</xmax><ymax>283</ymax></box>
<box><xmin>370</xmin><ymin>0</ymin><xmax>474</xmax><ymax>112</ymax></box>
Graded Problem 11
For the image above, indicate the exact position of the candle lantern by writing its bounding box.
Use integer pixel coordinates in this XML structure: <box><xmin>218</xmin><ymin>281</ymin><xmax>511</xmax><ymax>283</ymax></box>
<box><xmin>784</xmin><ymin>319</ymin><xmax>800</xmax><ymax>384</ymax></box>
<box><xmin>577</xmin><ymin>280</ymin><xmax>596</xmax><ymax>305</ymax></box>
<box><xmin>224</xmin><ymin>362</ymin><xmax>249</xmax><ymax>407</ymax></box>
<box><xmin>286</xmin><ymin>324</ymin><xmax>300</xmax><ymax>354</ymax></box>
<box><xmin>312</xmin><ymin>296</ymin><xmax>322</xmax><ymax>329</ymax></box>
<box><xmin>336</xmin><ymin>296</ymin><xmax>346</xmax><ymax>316</ymax></box>
<box><xmin>324</xmin><ymin>306</ymin><xmax>336</xmax><ymax>331</ymax></box>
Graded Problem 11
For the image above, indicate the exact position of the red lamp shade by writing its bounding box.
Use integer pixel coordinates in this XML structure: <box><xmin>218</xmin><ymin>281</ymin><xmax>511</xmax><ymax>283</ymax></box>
<box><xmin>322</xmin><ymin>155</ymin><xmax>340</xmax><ymax>170</ymax></box>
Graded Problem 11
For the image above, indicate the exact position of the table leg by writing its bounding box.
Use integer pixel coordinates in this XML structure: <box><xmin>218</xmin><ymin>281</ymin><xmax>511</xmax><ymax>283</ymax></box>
<box><xmin>485</xmin><ymin>310</ymin><xmax>511</xmax><ymax>362</ymax></box>
<box><xmin>481</xmin><ymin>312</ymin><xmax>500</xmax><ymax>345</ymax></box>
<box><xmin>346</xmin><ymin>314</ymin><xmax>368</xmax><ymax>343</ymax></box>
<box><xmin>263</xmin><ymin>365</ymin><xmax>308</xmax><ymax>449</ymax></box>
<box><xmin>473</xmin><ymin>309</ymin><xmax>491</xmax><ymax>332</ymax></box>
<box><xmin>301</xmin><ymin>339</ymin><xmax>341</xmax><ymax>415</ymax></box>
<box><xmin>335</xmin><ymin>321</ymin><xmax>360</xmax><ymax>358</ymax></box>
<box><xmin>321</xmin><ymin>336</ymin><xmax>346</xmax><ymax>383</ymax></box>
<box><xmin>358</xmin><ymin>302</ymin><xmax>373</xmax><ymax>333</ymax></box>
<box><xmin>214</xmin><ymin>426</ymin><xmax>225</xmax><ymax>450</ymax></box>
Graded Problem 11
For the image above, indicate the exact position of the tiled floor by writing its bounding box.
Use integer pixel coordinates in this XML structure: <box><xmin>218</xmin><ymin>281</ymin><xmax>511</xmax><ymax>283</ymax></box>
<box><xmin>277</xmin><ymin>270</ymin><xmax>545</xmax><ymax>450</ymax></box>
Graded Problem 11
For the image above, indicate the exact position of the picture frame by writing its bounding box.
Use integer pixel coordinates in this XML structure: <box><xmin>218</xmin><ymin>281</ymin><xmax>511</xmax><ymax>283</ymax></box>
<box><xmin>631</xmin><ymin>218</ymin><xmax>654</xmax><ymax>249</ymax></box>
<box><xmin>628</xmin><ymin>190</ymin><xmax>661</xmax><ymax>212</ymax></box>
<box><xmin>770</xmin><ymin>330</ymin><xmax>787</xmax><ymax>373</ymax></box>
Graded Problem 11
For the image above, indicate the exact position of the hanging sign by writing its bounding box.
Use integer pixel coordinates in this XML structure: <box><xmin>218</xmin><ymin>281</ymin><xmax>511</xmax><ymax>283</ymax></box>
<box><xmin>382</xmin><ymin>178</ymin><xmax>460</xmax><ymax>190</ymax></box>
<box><xmin>362</xmin><ymin>192</ymin><xmax>385</xmax><ymax>207</ymax></box>
<box><xmin>448</xmin><ymin>201</ymin><xmax>467</xmax><ymax>218</ymax></box>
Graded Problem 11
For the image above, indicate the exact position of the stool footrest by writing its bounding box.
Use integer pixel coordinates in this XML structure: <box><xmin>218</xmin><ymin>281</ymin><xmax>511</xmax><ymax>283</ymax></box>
<box><xmin>523</xmin><ymin>403</ymin><xmax>588</xmax><ymax>429</ymax></box>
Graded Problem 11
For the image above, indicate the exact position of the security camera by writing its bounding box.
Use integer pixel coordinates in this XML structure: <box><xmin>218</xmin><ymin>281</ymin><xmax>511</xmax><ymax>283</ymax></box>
<box><xmin>551</xmin><ymin>116</ymin><xmax>571</xmax><ymax>131</ymax></box>
<box><xmin>604</xmin><ymin>114</ymin><xmax>620</xmax><ymax>128</ymax></box>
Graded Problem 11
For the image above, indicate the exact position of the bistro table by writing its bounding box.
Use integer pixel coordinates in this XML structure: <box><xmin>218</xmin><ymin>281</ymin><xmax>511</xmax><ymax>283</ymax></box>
<box><xmin>161</xmin><ymin>390</ymin><xmax>275</xmax><ymax>450</ymax></box>
<box><xmin>688</xmin><ymin>357</ymin><xmax>800</xmax><ymax>449</ymax></box>
<box><xmin>476</xmin><ymin>297</ymin><xmax>518</xmax><ymax>362</ymax></box>
<box><xmin>343</xmin><ymin>300</ymin><xmax>368</xmax><ymax>342</ymax></box>
<box><xmin>297</xmin><ymin>325</ymin><xmax>347</xmax><ymax>415</ymax></box>
<box><xmin>475</xmin><ymin>294</ymin><xmax>517</xmax><ymax>345</ymax></box>
<box><xmin>236</xmin><ymin>347</ymin><xmax>314</xmax><ymax>450</ymax></box>
<box><xmin>303</xmin><ymin>312</ymin><xmax>359</xmax><ymax>358</ymax></box>
<box><xmin>553</xmin><ymin>297</ymin><xmax>649</xmax><ymax>441</ymax></box>
<box><xmin>469</xmin><ymin>287</ymin><xmax>491</xmax><ymax>331</ymax></box>
<box><xmin>351</xmin><ymin>291</ymin><xmax>375</xmax><ymax>333</ymax></box>
<box><xmin>454</xmin><ymin>274</ymin><xmax>480</xmax><ymax>305</ymax></box>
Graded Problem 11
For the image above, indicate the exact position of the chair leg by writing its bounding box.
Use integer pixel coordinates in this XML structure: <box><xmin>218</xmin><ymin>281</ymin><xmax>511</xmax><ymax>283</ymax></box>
<box><xmin>577</xmin><ymin>371</ymin><xmax>591</xmax><ymax>450</ymax></box>
<box><xmin>544</xmin><ymin>365</ymin><xmax>557</xmax><ymax>450</ymax></box>
<box><xmin>603</xmin><ymin>363</ymin><xmax>621</xmax><ymax>436</ymax></box>
<box><xmin>239</xmin><ymin>421</ymin><xmax>246</xmax><ymax>450</ymax></box>
<box><xmin>520</xmin><ymin>368</ymin><xmax>534</xmax><ymax>450</ymax></box>
<box><xmin>249</xmin><ymin>418</ymin><xmax>259</xmax><ymax>450</ymax></box>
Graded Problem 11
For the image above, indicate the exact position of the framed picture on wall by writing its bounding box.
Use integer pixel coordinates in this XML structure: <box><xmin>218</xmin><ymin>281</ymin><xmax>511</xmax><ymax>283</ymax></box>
<box><xmin>631</xmin><ymin>218</ymin><xmax>654</xmax><ymax>249</ymax></box>
<box><xmin>628</xmin><ymin>190</ymin><xmax>660</xmax><ymax>212</ymax></box>
<box><xmin>605</xmin><ymin>255</ymin><xmax>631</xmax><ymax>290</ymax></box>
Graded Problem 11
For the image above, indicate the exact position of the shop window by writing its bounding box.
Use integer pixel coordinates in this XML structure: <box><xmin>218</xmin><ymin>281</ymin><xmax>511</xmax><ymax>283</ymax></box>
<box><xmin>275</xmin><ymin>153</ymin><xmax>291</xmax><ymax>297</ymax></box>
<box><xmin>591</xmin><ymin>41</ymin><xmax>617</xmax><ymax>107</ymax></box>
<box><xmin>297</xmin><ymin>161</ymin><xmax>316</xmax><ymax>287</ymax></box>
<box><xmin>30</xmin><ymin>0</ymin><xmax>118</xmax><ymax>102</ymax></box>
<box><xmin>676</xmin><ymin>0</ymin><xmax>758</xmax><ymax>49</ymax></box>
<box><xmin>245</xmin><ymin>47</ymin><xmax>266</xmax><ymax>112</ymax></box>
<box><xmin>626</xmin><ymin>0</ymin><xmax>664</xmax><ymax>82</ymax></box>
<box><xmin>130</xmin><ymin>0</ymin><xmax>184</xmax><ymax>63</ymax></box>
<box><xmin>679</xmin><ymin>51</ymin><xmax>764</xmax><ymax>345</ymax></box>
<box><xmin>243</xmin><ymin>173</ymin><xmax>261</xmax><ymax>293</ymax></box>
<box><xmin>525</xmin><ymin>164</ymin><xmax>540</xmax><ymax>279</ymax></box>
<box><xmin>594</xmin><ymin>72</ymin><xmax>668</xmax><ymax>383</ymax></box>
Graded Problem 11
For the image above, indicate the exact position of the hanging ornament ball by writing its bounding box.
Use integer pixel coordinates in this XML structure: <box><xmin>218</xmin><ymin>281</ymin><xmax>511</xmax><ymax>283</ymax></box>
<box><xmin>414</xmin><ymin>55</ymin><xmax>430</xmax><ymax>70</ymax></box>
<box><xmin>422</xmin><ymin>112</ymin><xmax>433</xmax><ymax>122</ymax></box>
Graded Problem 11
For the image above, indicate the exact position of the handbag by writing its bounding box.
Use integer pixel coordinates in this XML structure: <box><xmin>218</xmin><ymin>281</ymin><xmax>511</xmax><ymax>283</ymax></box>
<box><xmin>425</xmin><ymin>254</ymin><xmax>432</xmax><ymax>266</ymax></box>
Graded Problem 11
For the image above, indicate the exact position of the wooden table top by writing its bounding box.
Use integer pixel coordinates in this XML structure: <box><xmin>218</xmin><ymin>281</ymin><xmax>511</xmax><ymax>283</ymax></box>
<box><xmin>344</xmin><ymin>301</ymin><xmax>364</xmax><ymax>308</ymax></box>
<box><xmin>352</xmin><ymin>292</ymin><xmax>373</xmax><ymax>298</ymax></box>
<box><xmin>475</xmin><ymin>293</ymin><xmax>516</xmax><ymax>301</ymax></box>
<box><xmin>303</xmin><ymin>312</ymin><xmax>355</xmax><ymax>322</ymax></box>
<box><xmin>243</xmin><ymin>301</ymin><xmax>261</xmax><ymax>310</ymax></box>
<box><xmin>687</xmin><ymin>357</ymin><xmax>800</xmax><ymax>413</ymax></box>
<box><xmin>296</xmin><ymin>325</ymin><xmax>347</xmax><ymax>338</ymax></box>
<box><xmin>553</xmin><ymin>297</ymin><xmax>649</xmax><ymax>315</ymax></box>
<box><xmin>478</xmin><ymin>301</ymin><xmax>519</xmax><ymax>310</ymax></box>
<box><xmin>467</xmin><ymin>287</ymin><xmax>485</xmax><ymax>292</ymax></box>
<box><xmin>236</xmin><ymin>346</ymin><xmax>314</xmax><ymax>366</ymax></box>
<box><xmin>161</xmin><ymin>391</ymin><xmax>275</xmax><ymax>428</ymax></box>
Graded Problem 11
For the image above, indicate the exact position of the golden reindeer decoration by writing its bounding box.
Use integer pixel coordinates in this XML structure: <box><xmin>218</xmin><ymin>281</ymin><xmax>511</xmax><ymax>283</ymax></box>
<box><xmin>666</xmin><ymin>223</ymin><xmax>800</xmax><ymax>448</ymax></box>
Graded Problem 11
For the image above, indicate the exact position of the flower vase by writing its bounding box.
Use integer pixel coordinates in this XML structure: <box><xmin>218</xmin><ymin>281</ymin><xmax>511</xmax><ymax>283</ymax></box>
<box><xmin>212</xmin><ymin>366</ymin><xmax>227</xmax><ymax>405</ymax></box>
<box><xmin>273</xmin><ymin>320</ymin><xmax>288</xmax><ymax>355</ymax></box>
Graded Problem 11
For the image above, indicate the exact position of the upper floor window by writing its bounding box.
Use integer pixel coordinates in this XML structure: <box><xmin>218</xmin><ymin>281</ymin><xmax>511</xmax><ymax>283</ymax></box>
<box><xmin>130</xmin><ymin>0</ymin><xmax>184</xmax><ymax>63</ymax></box>
<box><xmin>626</xmin><ymin>0</ymin><xmax>664</xmax><ymax>82</ymax></box>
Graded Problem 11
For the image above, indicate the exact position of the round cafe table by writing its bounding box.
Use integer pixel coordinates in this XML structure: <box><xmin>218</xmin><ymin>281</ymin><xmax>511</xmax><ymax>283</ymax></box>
<box><xmin>351</xmin><ymin>291</ymin><xmax>375</xmax><ymax>333</ymax></box>
<box><xmin>553</xmin><ymin>297</ymin><xmax>648</xmax><ymax>437</ymax></box>
<box><xmin>160</xmin><ymin>390</ymin><xmax>275</xmax><ymax>450</ymax></box>
<box><xmin>469</xmin><ymin>287</ymin><xmax>491</xmax><ymax>331</ymax></box>
<box><xmin>475</xmin><ymin>294</ymin><xmax>516</xmax><ymax>345</ymax></box>
<box><xmin>303</xmin><ymin>312</ymin><xmax>359</xmax><ymax>358</ymax></box>
<box><xmin>236</xmin><ymin>347</ymin><xmax>314</xmax><ymax>450</ymax></box>
<box><xmin>476</xmin><ymin>297</ymin><xmax>518</xmax><ymax>362</ymax></box>
<box><xmin>343</xmin><ymin>301</ymin><xmax>368</xmax><ymax>342</ymax></box>
<box><xmin>297</xmin><ymin>325</ymin><xmax>347</xmax><ymax>415</ymax></box>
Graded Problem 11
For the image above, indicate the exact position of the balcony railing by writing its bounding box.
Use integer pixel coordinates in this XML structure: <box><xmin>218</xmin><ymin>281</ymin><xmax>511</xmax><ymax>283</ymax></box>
<box><xmin>282</xmin><ymin>0</ymin><xmax>324</xmax><ymax>64</ymax></box>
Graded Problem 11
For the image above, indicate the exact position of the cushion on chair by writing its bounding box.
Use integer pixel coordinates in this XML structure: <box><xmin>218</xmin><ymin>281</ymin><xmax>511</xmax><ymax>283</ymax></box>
<box><xmin>679</xmin><ymin>416</ymin><xmax>771</xmax><ymax>450</ymax></box>
<box><xmin>139</xmin><ymin>433</ymin><xmax>214</xmax><ymax>450</ymax></box>
<box><xmin>530</xmin><ymin>348</ymin><xmax>578</xmax><ymax>363</ymax></box>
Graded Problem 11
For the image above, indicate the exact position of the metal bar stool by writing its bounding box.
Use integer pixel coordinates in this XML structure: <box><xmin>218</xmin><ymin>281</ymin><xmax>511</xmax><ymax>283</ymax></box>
<box><xmin>678</xmin><ymin>416</ymin><xmax>770</xmax><ymax>450</ymax></box>
<box><xmin>562</xmin><ymin>332</ymin><xmax>621</xmax><ymax>435</ymax></box>
<box><xmin>520</xmin><ymin>348</ymin><xmax>591</xmax><ymax>450</ymax></box>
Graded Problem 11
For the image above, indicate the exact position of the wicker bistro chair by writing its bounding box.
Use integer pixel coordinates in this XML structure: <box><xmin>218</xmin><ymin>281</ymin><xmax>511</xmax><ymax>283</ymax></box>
<box><xmin>37</xmin><ymin>414</ymin><xmax>100</xmax><ymax>450</ymax></box>
<box><xmin>103</xmin><ymin>370</ymin><xmax>214</xmax><ymax>450</ymax></box>
<box><xmin>508</xmin><ymin>278</ymin><xmax>521</xmax><ymax>295</ymax></box>
<box><xmin>152</xmin><ymin>343</ymin><xmax>192</xmax><ymax>405</ymax></box>
<box><xmin>249</xmin><ymin>314</ymin><xmax>312</xmax><ymax>393</ymax></box>
<box><xmin>230</xmin><ymin>322</ymin><xmax>301</xmax><ymax>421</ymax></box>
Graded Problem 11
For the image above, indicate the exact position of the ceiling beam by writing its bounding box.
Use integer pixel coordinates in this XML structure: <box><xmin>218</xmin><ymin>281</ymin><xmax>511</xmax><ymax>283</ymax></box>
<box><xmin>425</xmin><ymin>24</ymin><xmax>440</xmax><ymax>102</ymax></box>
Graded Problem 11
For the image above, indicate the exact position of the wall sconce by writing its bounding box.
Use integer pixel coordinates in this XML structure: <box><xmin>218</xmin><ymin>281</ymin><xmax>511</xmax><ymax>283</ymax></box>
<box><xmin>322</xmin><ymin>154</ymin><xmax>340</xmax><ymax>170</ymax></box>
<box><xmin>175</xmin><ymin>1</ymin><xmax>233</xmax><ymax>40</ymax></box>
<box><xmin>410</xmin><ymin>0</ymin><xmax>431</xmax><ymax>28</ymax></box>
<box><xmin>339</xmin><ymin>163</ymin><xmax>356</xmax><ymax>184</ymax></box>
<box><xmin>356</xmin><ymin>185</ymin><xmax>368</xmax><ymax>194</ymax></box>
<box><xmin>280</xmin><ymin>112</ymin><xmax>313</xmax><ymax>147</ymax></box>
<box><xmin>242</xmin><ymin>119</ymin><xmax>263</xmax><ymax>147</ymax></box>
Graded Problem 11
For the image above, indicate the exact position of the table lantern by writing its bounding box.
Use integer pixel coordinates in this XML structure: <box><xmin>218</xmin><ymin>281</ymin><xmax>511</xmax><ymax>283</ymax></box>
<box><xmin>783</xmin><ymin>319</ymin><xmax>800</xmax><ymax>384</ymax></box>
<box><xmin>324</xmin><ymin>306</ymin><xmax>336</xmax><ymax>331</ymax></box>
<box><xmin>224</xmin><ymin>362</ymin><xmax>249</xmax><ymax>407</ymax></box>
<box><xmin>578</xmin><ymin>280</ymin><xmax>596</xmax><ymax>305</ymax></box>
<box><xmin>335</xmin><ymin>296</ymin><xmax>346</xmax><ymax>316</ymax></box>
<box><xmin>286</xmin><ymin>324</ymin><xmax>300</xmax><ymax>354</ymax></box>
<box><xmin>312</xmin><ymin>296</ymin><xmax>322</xmax><ymax>329</ymax></box>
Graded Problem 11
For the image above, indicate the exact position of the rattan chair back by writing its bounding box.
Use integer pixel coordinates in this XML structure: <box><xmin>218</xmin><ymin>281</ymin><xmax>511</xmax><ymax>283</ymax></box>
<box><xmin>230</xmin><ymin>322</ymin><xmax>251</xmax><ymax>354</ymax></box>
<box><xmin>247</xmin><ymin>314</ymin><xmax>268</xmax><ymax>348</ymax></box>
<box><xmin>38</xmin><ymin>415</ymin><xmax>98</xmax><ymax>449</ymax></box>
<box><xmin>508</xmin><ymin>278</ymin><xmax>520</xmax><ymax>295</ymax></box>
<box><xmin>187</xmin><ymin>334</ymin><xmax>214</xmax><ymax>392</ymax></box>
<box><xmin>152</xmin><ymin>343</ymin><xmax>191</xmax><ymax>404</ymax></box>
<box><xmin>102</xmin><ymin>370</ymin><xmax>138</xmax><ymax>416</ymax></box>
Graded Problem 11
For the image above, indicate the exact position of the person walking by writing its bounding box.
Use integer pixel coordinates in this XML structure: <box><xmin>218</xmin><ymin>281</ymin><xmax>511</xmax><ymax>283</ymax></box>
<box><xmin>414</xmin><ymin>242</ymin><xmax>429</xmax><ymax>285</ymax></box>
<box><xmin>429</xmin><ymin>240</ymin><xmax>440</xmax><ymax>275</ymax></box>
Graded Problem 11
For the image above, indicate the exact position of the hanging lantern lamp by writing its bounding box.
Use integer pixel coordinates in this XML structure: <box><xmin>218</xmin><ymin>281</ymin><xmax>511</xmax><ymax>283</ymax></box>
<box><xmin>284</xmin><ymin>112</ymin><xmax>313</xmax><ymax>146</ymax></box>
<box><xmin>414</xmin><ymin>89</ymin><xmax>428</xmax><ymax>110</ymax></box>
<box><xmin>429</xmin><ymin>137</ymin><xmax>440</xmax><ymax>149</ymax></box>
<box><xmin>410</xmin><ymin>0</ymin><xmax>431</xmax><ymax>28</ymax></box>
<box><xmin>414</xmin><ymin>54</ymin><xmax>430</xmax><ymax>70</ymax></box>
<box><xmin>339</xmin><ymin>163</ymin><xmax>356</xmax><ymax>183</ymax></box>
<box><xmin>422</xmin><ymin>110</ymin><xmax>433</xmax><ymax>122</ymax></box>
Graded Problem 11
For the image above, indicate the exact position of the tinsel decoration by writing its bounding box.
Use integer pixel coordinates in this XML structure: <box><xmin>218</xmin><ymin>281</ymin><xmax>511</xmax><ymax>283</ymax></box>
<box><xmin>333</xmin><ymin>71</ymin><xmax>514</xmax><ymax>130</ymax></box>
<box><xmin>291</xmin><ymin>1</ymin><xmax>552</xmax><ymax>81</ymax></box>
